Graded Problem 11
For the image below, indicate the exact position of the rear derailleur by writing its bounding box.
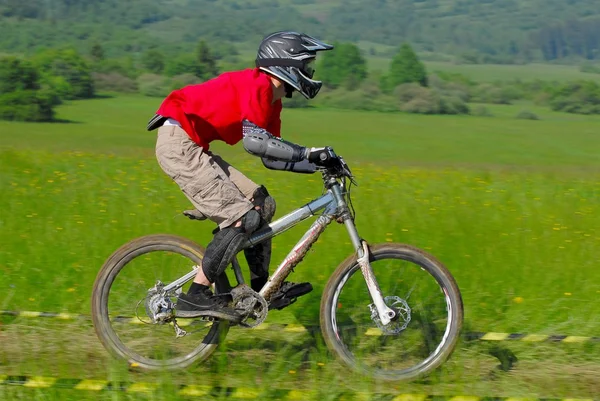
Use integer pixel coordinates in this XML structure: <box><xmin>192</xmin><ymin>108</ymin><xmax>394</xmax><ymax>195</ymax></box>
<box><xmin>142</xmin><ymin>281</ymin><xmax>214</xmax><ymax>338</ymax></box>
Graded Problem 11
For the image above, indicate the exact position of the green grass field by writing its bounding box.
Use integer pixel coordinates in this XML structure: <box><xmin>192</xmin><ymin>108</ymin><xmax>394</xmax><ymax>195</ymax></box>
<box><xmin>1</xmin><ymin>95</ymin><xmax>599</xmax><ymax>399</ymax></box>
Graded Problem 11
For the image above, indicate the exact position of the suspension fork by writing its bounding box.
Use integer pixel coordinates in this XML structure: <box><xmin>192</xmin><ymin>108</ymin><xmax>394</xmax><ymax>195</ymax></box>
<box><xmin>330</xmin><ymin>184</ymin><xmax>396</xmax><ymax>326</ymax></box>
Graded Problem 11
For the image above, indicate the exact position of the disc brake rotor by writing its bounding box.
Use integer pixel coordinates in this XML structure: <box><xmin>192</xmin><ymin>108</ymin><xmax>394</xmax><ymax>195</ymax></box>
<box><xmin>369</xmin><ymin>296</ymin><xmax>411</xmax><ymax>335</ymax></box>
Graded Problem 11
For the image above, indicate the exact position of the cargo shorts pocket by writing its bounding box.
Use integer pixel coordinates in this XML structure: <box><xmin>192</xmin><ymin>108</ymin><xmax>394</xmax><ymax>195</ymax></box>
<box><xmin>182</xmin><ymin>168</ymin><xmax>248</xmax><ymax>222</ymax></box>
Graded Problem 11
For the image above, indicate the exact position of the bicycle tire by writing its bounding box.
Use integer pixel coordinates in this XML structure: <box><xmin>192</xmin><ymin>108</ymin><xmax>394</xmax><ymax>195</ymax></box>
<box><xmin>91</xmin><ymin>234</ymin><xmax>230</xmax><ymax>371</ymax></box>
<box><xmin>320</xmin><ymin>243</ymin><xmax>463</xmax><ymax>382</ymax></box>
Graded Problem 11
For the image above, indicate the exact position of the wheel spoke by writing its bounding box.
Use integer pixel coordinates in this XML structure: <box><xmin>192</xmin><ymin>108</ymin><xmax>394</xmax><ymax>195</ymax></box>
<box><xmin>92</xmin><ymin>235</ymin><xmax>228</xmax><ymax>370</ymax></box>
<box><xmin>322</xmin><ymin>245</ymin><xmax>462</xmax><ymax>381</ymax></box>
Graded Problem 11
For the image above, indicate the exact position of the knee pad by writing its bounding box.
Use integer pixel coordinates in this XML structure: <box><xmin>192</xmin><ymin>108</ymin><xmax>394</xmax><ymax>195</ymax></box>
<box><xmin>202</xmin><ymin>209</ymin><xmax>260</xmax><ymax>282</ymax></box>
<box><xmin>252</xmin><ymin>185</ymin><xmax>276</xmax><ymax>223</ymax></box>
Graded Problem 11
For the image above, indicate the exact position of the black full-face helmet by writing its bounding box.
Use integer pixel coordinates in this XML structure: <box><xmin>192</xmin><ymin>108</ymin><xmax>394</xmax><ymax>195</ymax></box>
<box><xmin>255</xmin><ymin>31</ymin><xmax>334</xmax><ymax>99</ymax></box>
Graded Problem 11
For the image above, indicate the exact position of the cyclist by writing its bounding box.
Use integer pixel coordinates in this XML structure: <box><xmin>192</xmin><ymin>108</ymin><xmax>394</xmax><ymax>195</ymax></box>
<box><xmin>147</xmin><ymin>31</ymin><xmax>336</xmax><ymax>320</ymax></box>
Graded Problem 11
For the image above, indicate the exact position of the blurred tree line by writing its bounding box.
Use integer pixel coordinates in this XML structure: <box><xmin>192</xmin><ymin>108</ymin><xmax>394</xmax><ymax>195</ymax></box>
<box><xmin>1</xmin><ymin>38</ymin><xmax>600</xmax><ymax>121</ymax></box>
<box><xmin>1</xmin><ymin>0</ymin><xmax>600</xmax><ymax>64</ymax></box>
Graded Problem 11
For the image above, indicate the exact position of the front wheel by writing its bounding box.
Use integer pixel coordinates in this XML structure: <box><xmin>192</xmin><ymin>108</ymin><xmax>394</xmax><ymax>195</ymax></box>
<box><xmin>320</xmin><ymin>243</ymin><xmax>463</xmax><ymax>382</ymax></box>
<box><xmin>91</xmin><ymin>234</ymin><xmax>230</xmax><ymax>371</ymax></box>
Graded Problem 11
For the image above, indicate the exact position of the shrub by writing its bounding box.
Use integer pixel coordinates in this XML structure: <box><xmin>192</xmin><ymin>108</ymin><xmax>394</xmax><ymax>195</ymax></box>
<box><xmin>395</xmin><ymin>83</ymin><xmax>470</xmax><ymax>115</ymax></box>
<box><xmin>471</xmin><ymin>105</ymin><xmax>494</xmax><ymax>117</ymax></box>
<box><xmin>400</xmin><ymin>94</ymin><xmax>440</xmax><ymax>114</ymax></box>
<box><xmin>516</xmin><ymin>110</ymin><xmax>540</xmax><ymax>120</ymax></box>
<box><xmin>439</xmin><ymin>94</ymin><xmax>470</xmax><ymax>114</ymax></box>
<box><xmin>0</xmin><ymin>57</ymin><xmax>57</xmax><ymax>122</ymax></box>
<box><xmin>394</xmin><ymin>83</ymin><xmax>428</xmax><ymax>104</ymax></box>
<box><xmin>283</xmin><ymin>95</ymin><xmax>310</xmax><ymax>108</ymax></box>
<box><xmin>428</xmin><ymin>74</ymin><xmax>471</xmax><ymax>102</ymax></box>
<box><xmin>471</xmin><ymin>83</ymin><xmax>512</xmax><ymax>104</ymax></box>
<box><xmin>92</xmin><ymin>72</ymin><xmax>138</xmax><ymax>93</ymax></box>
<box><xmin>0</xmin><ymin>90</ymin><xmax>55</xmax><ymax>122</ymax></box>
<box><xmin>94</xmin><ymin>58</ymin><xmax>137</xmax><ymax>78</ymax></box>
<box><xmin>169</xmin><ymin>74</ymin><xmax>202</xmax><ymax>91</ymax></box>
<box><xmin>580</xmin><ymin>63</ymin><xmax>600</xmax><ymax>74</ymax></box>
<box><xmin>317</xmin><ymin>82</ymin><xmax>397</xmax><ymax>112</ymax></box>
<box><xmin>137</xmin><ymin>74</ymin><xmax>170</xmax><ymax>97</ymax></box>
<box><xmin>546</xmin><ymin>81</ymin><xmax>600</xmax><ymax>114</ymax></box>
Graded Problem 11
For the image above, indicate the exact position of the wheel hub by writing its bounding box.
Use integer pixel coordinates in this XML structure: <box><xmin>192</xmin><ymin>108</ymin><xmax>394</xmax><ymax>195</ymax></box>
<box><xmin>369</xmin><ymin>296</ymin><xmax>411</xmax><ymax>335</ymax></box>
<box><xmin>143</xmin><ymin>281</ymin><xmax>176</xmax><ymax>324</ymax></box>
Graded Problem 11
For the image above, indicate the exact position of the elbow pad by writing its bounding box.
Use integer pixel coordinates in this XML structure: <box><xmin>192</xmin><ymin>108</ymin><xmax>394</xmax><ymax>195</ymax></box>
<box><xmin>242</xmin><ymin>120</ymin><xmax>307</xmax><ymax>162</ymax></box>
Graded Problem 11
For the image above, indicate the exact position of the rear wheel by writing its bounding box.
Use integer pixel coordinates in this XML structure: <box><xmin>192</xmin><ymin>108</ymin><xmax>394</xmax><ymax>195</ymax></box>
<box><xmin>91</xmin><ymin>234</ymin><xmax>230</xmax><ymax>370</ymax></box>
<box><xmin>320</xmin><ymin>243</ymin><xmax>463</xmax><ymax>382</ymax></box>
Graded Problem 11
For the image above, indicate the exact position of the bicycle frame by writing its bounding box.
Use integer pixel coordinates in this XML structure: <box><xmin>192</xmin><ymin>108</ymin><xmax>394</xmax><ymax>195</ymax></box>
<box><xmin>163</xmin><ymin>180</ymin><xmax>396</xmax><ymax>326</ymax></box>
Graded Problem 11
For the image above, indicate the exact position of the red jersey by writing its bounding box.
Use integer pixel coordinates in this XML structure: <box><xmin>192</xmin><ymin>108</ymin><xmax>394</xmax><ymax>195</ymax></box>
<box><xmin>156</xmin><ymin>68</ymin><xmax>282</xmax><ymax>150</ymax></box>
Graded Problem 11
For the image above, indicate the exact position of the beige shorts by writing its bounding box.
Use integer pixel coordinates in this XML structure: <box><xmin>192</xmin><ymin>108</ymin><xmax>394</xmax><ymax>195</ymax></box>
<box><xmin>155</xmin><ymin>125</ymin><xmax>259</xmax><ymax>229</ymax></box>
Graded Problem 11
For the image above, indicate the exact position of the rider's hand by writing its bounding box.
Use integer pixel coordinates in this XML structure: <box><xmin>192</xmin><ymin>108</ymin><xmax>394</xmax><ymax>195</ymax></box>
<box><xmin>307</xmin><ymin>147</ymin><xmax>338</xmax><ymax>167</ymax></box>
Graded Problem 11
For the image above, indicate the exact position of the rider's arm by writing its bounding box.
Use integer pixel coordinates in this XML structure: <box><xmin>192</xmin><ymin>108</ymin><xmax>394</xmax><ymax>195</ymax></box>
<box><xmin>261</xmin><ymin>158</ymin><xmax>317</xmax><ymax>174</ymax></box>
<box><xmin>242</xmin><ymin>119</ymin><xmax>307</xmax><ymax>162</ymax></box>
<box><xmin>242</xmin><ymin>119</ymin><xmax>335</xmax><ymax>167</ymax></box>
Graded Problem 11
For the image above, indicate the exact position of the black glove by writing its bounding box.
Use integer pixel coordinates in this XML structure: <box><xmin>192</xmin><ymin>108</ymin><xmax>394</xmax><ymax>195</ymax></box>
<box><xmin>306</xmin><ymin>146</ymin><xmax>338</xmax><ymax>167</ymax></box>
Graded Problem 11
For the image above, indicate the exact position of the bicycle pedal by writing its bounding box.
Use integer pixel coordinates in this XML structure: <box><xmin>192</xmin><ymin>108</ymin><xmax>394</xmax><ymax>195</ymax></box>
<box><xmin>282</xmin><ymin>282</ymin><xmax>313</xmax><ymax>298</ymax></box>
<box><xmin>269</xmin><ymin>297</ymin><xmax>297</xmax><ymax>311</ymax></box>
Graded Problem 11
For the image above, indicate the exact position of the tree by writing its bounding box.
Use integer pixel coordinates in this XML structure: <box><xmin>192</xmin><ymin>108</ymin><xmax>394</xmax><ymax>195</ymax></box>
<box><xmin>165</xmin><ymin>42</ymin><xmax>219</xmax><ymax>80</ymax></box>
<box><xmin>165</xmin><ymin>54</ymin><xmax>201</xmax><ymax>78</ymax></box>
<box><xmin>90</xmin><ymin>43</ymin><xmax>105</xmax><ymax>62</ymax></box>
<box><xmin>196</xmin><ymin>40</ymin><xmax>218</xmax><ymax>79</ymax></box>
<box><xmin>385</xmin><ymin>43</ymin><xmax>428</xmax><ymax>91</ymax></box>
<box><xmin>211</xmin><ymin>42</ymin><xmax>240</xmax><ymax>61</ymax></box>
<box><xmin>0</xmin><ymin>57</ymin><xmax>39</xmax><ymax>93</ymax></box>
<box><xmin>0</xmin><ymin>57</ymin><xmax>56</xmax><ymax>122</ymax></box>
<box><xmin>141</xmin><ymin>49</ymin><xmax>165</xmax><ymax>74</ymax></box>
<box><xmin>32</xmin><ymin>48</ymin><xmax>95</xmax><ymax>99</ymax></box>
<box><xmin>319</xmin><ymin>42</ymin><xmax>367</xmax><ymax>90</ymax></box>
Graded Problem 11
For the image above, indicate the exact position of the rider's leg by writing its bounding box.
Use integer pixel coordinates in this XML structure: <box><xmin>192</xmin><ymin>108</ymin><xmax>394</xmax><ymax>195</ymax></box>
<box><xmin>243</xmin><ymin>186</ymin><xmax>276</xmax><ymax>291</ymax></box>
<box><xmin>209</xmin><ymin>150</ymin><xmax>313</xmax><ymax>309</ymax></box>
<box><xmin>210</xmin><ymin>154</ymin><xmax>261</xmax><ymax>201</ymax></box>
<box><xmin>155</xmin><ymin>125</ymin><xmax>259</xmax><ymax>317</ymax></box>
<box><xmin>210</xmin><ymin>155</ymin><xmax>275</xmax><ymax>291</ymax></box>
<box><xmin>243</xmin><ymin>186</ymin><xmax>314</xmax><ymax>309</ymax></box>
<box><xmin>176</xmin><ymin>208</ymin><xmax>260</xmax><ymax>319</ymax></box>
<box><xmin>188</xmin><ymin>216</ymin><xmax>252</xmax><ymax>288</ymax></box>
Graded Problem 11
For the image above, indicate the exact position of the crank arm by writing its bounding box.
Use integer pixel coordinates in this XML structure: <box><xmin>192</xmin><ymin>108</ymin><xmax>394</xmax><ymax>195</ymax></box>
<box><xmin>357</xmin><ymin>241</ymin><xmax>396</xmax><ymax>326</ymax></box>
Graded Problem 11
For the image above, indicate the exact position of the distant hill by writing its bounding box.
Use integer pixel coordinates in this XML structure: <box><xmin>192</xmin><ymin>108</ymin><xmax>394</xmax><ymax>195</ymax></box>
<box><xmin>1</xmin><ymin>0</ymin><xmax>599</xmax><ymax>63</ymax></box>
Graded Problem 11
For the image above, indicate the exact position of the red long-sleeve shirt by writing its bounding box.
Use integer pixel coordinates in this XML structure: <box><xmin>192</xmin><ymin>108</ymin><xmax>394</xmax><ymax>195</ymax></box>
<box><xmin>156</xmin><ymin>68</ymin><xmax>282</xmax><ymax>150</ymax></box>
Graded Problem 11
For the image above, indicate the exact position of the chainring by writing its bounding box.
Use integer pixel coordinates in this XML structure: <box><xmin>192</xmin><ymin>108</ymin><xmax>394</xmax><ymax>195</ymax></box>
<box><xmin>230</xmin><ymin>284</ymin><xmax>268</xmax><ymax>328</ymax></box>
<box><xmin>369</xmin><ymin>295</ymin><xmax>411</xmax><ymax>335</ymax></box>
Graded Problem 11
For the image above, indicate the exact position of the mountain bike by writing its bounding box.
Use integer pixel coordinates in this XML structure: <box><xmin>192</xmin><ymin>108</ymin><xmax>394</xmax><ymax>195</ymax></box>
<box><xmin>91</xmin><ymin>153</ymin><xmax>464</xmax><ymax>382</ymax></box>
